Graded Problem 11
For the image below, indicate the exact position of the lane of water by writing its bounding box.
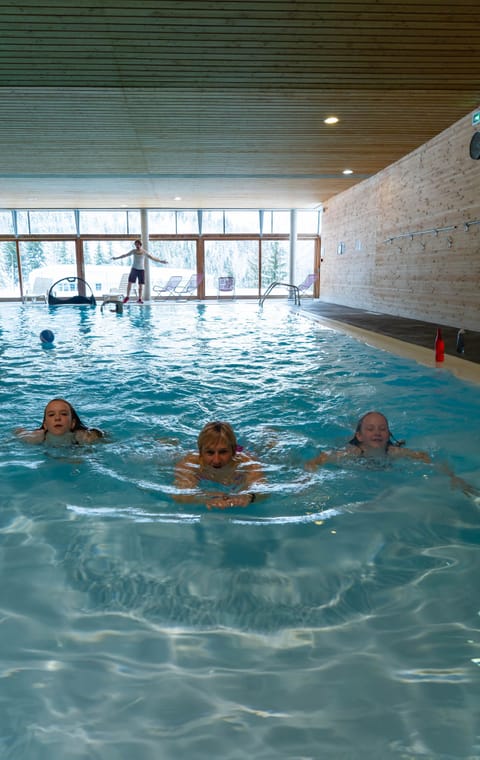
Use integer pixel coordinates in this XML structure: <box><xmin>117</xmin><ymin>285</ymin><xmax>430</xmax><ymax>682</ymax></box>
<box><xmin>0</xmin><ymin>302</ymin><xmax>479</xmax><ymax>759</ymax></box>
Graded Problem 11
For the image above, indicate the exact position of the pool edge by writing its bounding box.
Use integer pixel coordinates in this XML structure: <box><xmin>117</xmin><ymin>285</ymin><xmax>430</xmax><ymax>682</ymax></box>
<box><xmin>298</xmin><ymin>310</ymin><xmax>480</xmax><ymax>386</ymax></box>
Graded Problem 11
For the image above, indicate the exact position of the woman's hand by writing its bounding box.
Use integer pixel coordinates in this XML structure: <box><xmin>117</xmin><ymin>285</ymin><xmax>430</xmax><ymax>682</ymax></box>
<box><xmin>206</xmin><ymin>493</ymin><xmax>251</xmax><ymax>510</ymax></box>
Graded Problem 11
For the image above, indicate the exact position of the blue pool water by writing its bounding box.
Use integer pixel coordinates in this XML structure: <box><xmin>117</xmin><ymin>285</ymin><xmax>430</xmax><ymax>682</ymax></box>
<box><xmin>1</xmin><ymin>301</ymin><xmax>479</xmax><ymax>759</ymax></box>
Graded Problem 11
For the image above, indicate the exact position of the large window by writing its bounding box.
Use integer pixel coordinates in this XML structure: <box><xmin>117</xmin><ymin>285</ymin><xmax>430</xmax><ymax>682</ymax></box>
<box><xmin>148</xmin><ymin>211</ymin><xmax>177</xmax><ymax>235</ymax></box>
<box><xmin>262</xmin><ymin>211</ymin><xmax>291</xmax><ymax>234</ymax></box>
<box><xmin>0</xmin><ymin>242</ymin><xmax>19</xmax><ymax>297</ymax></box>
<box><xmin>20</xmin><ymin>240</ymin><xmax>77</xmax><ymax>298</ymax></box>
<box><xmin>0</xmin><ymin>210</ymin><xmax>14</xmax><ymax>235</ymax></box>
<box><xmin>297</xmin><ymin>210</ymin><xmax>320</xmax><ymax>235</ymax></box>
<box><xmin>79</xmin><ymin>210</ymin><xmax>141</xmax><ymax>235</ymax></box>
<box><xmin>204</xmin><ymin>240</ymin><xmax>259</xmax><ymax>297</ymax></box>
<box><xmin>176</xmin><ymin>212</ymin><xmax>199</xmax><ymax>235</ymax></box>
<box><xmin>294</xmin><ymin>239</ymin><xmax>318</xmax><ymax>284</ymax></box>
<box><xmin>83</xmin><ymin>240</ymin><xmax>123</xmax><ymax>294</ymax></box>
<box><xmin>260</xmin><ymin>240</ymin><xmax>289</xmax><ymax>290</ymax></box>
<box><xmin>16</xmin><ymin>210</ymin><xmax>77</xmax><ymax>235</ymax></box>
<box><xmin>148</xmin><ymin>240</ymin><xmax>197</xmax><ymax>290</ymax></box>
<box><xmin>224</xmin><ymin>211</ymin><xmax>260</xmax><ymax>234</ymax></box>
<box><xmin>0</xmin><ymin>207</ymin><xmax>321</xmax><ymax>299</ymax></box>
<box><xmin>201</xmin><ymin>211</ymin><xmax>224</xmax><ymax>235</ymax></box>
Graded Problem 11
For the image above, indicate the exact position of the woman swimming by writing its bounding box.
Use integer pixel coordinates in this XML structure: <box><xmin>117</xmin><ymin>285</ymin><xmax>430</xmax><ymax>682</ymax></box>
<box><xmin>173</xmin><ymin>421</ymin><xmax>264</xmax><ymax>508</ymax></box>
<box><xmin>15</xmin><ymin>398</ymin><xmax>104</xmax><ymax>445</ymax></box>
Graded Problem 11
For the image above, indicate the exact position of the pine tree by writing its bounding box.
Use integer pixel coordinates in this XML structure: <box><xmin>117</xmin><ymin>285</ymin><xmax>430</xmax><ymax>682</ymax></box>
<box><xmin>22</xmin><ymin>240</ymin><xmax>46</xmax><ymax>279</ymax></box>
<box><xmin>94</xmin><ymin>242</ymin><xmax>104</xmax><ymax>265</ymax></box>
<box><xmin>262</xmin><ymin>241</ymin><xmax>287</xmax><ymax>284</ymax></box>
<box><xmin>57</xmin><ymin>240</ymin><xmax>70</xmax><ymax>264</ymax></box>
<box><xmin>0</xmin><ymin>242</ymin><xmax>18</xmax><ymax>289</ymax></box>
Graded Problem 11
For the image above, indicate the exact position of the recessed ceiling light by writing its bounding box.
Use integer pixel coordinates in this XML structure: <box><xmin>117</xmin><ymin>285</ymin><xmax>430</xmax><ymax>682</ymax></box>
<box><xmin>343</xmin><ymin>169</ymin><xmax>353</xmax><ymax>175</ymax></box>
<box><xmin>324</xmin><ymin>116</ymin><xmax>339</xmax><ymax>125</ymax></box>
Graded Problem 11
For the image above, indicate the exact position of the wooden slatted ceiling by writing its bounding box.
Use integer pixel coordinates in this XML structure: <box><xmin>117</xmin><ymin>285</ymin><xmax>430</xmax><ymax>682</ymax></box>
<box><xmin>0</xmin><ymin>1</ymin><xmax>478</xmax><ymax>209</ymax></box>
<box><xmin>1</xmin><ymin>1</ymin><xmax>479</xmax><ymax>86</ymax></box>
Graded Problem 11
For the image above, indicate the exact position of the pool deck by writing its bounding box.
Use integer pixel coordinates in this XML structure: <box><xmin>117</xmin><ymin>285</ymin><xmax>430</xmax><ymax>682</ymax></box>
<box><xmin>298</xmin><ymin>299</ymin><xmax>480</xmax><ymax>385</ymax></box>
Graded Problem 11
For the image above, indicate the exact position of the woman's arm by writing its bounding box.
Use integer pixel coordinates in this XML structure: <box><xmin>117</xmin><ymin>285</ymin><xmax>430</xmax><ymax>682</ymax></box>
<box><xmin>74</xmin><ymin>428</ymin><xmax>104</xmax><ymax>444</ymax></box>
<box><xmin>240</xmin><ymin>452</ymin><xmax>264</xmax><ymax>489</ymax></box>
<box><xmin>14</xmin><ymin>427</ymin><xmax>46</xmax><ymax>444</ymax></box>
<box><xmin>206</xmin><ymin>453</ymin><xmax>264</xmax><ymax>509</ymax></box>
<box><xmin>173</xmin><ymin>452</ymin><xmax>265</xmax><ymax>508</ymax></box>
<box><xmin>173</xmin><ymin>453</ymin><xmax>203</xmax><ymax>503</ymax></box>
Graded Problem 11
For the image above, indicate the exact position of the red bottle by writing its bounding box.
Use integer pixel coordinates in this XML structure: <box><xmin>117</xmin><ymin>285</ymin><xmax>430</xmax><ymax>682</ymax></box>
<box><xmin>435</xmin><ymin>328</ymin><xmax>445</xmax><ymax>362</ymax></box>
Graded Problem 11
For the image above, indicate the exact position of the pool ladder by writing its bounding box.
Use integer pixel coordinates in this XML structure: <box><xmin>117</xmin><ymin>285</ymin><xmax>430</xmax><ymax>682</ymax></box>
<box><xmin>259</xmin><ymin>281</ymin><xmax>301</xmax><ymax>307</ymax></box>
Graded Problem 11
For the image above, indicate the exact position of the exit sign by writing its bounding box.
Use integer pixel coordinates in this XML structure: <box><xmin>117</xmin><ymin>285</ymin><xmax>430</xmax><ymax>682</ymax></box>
<box><xmin>473</xmin><ymin>111</ymin><xmax>480</xmax><ymax>126</ymax></box>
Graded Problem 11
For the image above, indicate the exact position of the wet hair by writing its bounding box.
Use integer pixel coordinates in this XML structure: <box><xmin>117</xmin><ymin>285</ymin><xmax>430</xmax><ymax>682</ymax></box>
<box><xmin>349</xmin><ymin>411</ymin><xmax>405</xmax><ymax>449</ymax></box>
<box><xmin>41</xmin><ymin>398</ymin><xmax>103</xmax><ymax>437</ymax></box>
<box><xmin>197</xmin><ymin>421</ymin><xmax>237</xmax><ymax>455</ymax></box>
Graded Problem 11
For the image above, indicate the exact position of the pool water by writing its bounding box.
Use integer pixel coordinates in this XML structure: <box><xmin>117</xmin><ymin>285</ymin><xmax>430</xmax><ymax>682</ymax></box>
<box><xmin>1</xmin><ymin>301</ymin><xmax>479</xmax><ymax>759</ymax></box>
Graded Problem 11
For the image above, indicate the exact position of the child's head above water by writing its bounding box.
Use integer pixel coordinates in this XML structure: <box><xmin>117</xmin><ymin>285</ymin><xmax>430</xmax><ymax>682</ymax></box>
<box><xmin>42</xmin><ymin>398</ymin><xmax>86</xmax><ymax>436</ymax></box>
<box><xmin>349</xmin><ymin>411</ymin><xmax>402</xmax><ymax>451</ymax></box>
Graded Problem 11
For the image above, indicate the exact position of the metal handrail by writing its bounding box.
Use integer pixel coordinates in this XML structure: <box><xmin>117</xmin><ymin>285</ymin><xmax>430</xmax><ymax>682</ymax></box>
<box><xmin>259</xmin><ymin>281</ymin><xmax>301</xmax><ymax>307</ymax></box>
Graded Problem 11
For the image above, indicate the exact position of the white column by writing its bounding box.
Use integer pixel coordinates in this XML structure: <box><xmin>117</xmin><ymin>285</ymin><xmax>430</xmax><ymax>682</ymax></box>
<box><xmin>141</xmin><ymin>209</ymin><xmax>151</xmax><ymax>300</ymax></box>
<box><xmin>289</xmin><ymin>209</ymin><xmax>297</xmax><ymax>284</ymax></box>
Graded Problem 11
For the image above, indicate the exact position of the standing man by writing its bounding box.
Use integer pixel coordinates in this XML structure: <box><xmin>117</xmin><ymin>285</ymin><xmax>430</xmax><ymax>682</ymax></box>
<box><xmin>112</xmin><ymin>239</ymin><xmax>167</xmax><ymax>304</ymax></box>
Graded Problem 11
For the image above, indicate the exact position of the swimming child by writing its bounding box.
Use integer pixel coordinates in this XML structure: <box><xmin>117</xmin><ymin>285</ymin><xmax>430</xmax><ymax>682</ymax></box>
<box><xmin>173</xmin><ymin>421</ymin><xmax>264</xmax><ymax>509</ymax></box>
<box><xmin>15</xmin><ymin>398</ymin><xmax>104</xmax><ymax>445</ymax></box>
<box><xmin>305</xmin><ymin>410</ymin><xmax>478</xmax><ymax>497</ymax></box>
<box><xmin>305</xmin><ymin>411</ymin><xmax>430</xmax><ymax>470</ymax></box>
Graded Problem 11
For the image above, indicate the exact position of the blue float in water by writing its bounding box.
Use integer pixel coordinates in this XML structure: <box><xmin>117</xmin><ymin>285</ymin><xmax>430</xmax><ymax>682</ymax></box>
<box><xmin>40</xmin><ymin>329</ymin><xmax>55</xmax><ymax>344</ymax></box>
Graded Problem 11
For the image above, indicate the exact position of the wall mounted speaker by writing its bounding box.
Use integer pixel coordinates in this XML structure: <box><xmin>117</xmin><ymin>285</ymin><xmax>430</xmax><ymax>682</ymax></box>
<box><xmin>469</xmin><ymin>132</ymin><xmax>480</xmax><ymax>160</ymax></box>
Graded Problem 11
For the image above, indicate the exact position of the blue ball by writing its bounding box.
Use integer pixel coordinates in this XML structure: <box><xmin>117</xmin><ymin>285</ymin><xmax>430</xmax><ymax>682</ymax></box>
<box><xmin>40</xmin><ymin>329</ymin><xmax>55</xmax><ymax>344</ymax></box>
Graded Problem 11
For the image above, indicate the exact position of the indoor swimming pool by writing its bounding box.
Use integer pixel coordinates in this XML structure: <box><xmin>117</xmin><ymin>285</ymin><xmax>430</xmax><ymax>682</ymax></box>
<box><xmin>1</xmin><ymin>300</ymin><xmax>479</xmax><ymax>759</ymax></box>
